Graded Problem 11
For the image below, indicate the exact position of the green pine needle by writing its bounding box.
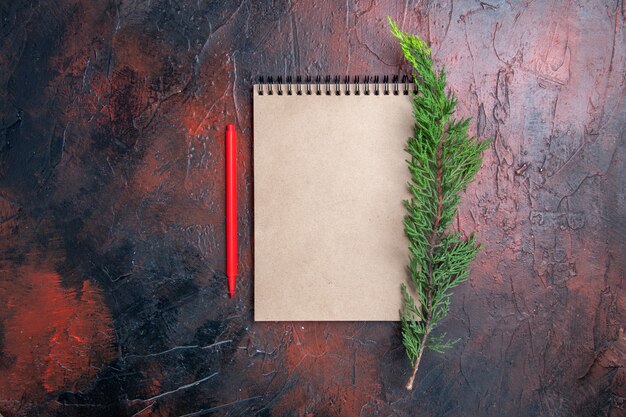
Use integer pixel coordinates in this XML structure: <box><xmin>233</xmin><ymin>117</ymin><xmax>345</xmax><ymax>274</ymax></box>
<box><xmin>389</xmin><ymin>17</ymin><xmax>490</xmax><ymax>391</ymax></box>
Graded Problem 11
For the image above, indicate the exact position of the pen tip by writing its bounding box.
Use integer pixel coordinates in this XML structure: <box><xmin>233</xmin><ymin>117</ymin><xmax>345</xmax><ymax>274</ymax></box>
<box><xmin>228</xmin><ymin>276</ymin><xmax>236</xmax><ymax>298</ymax></box>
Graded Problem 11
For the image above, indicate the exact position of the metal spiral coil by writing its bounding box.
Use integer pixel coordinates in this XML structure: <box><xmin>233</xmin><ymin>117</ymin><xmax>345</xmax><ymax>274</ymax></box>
<box><xmin>256</xmin><ymin>75</ymin><xmax>416</xmax><ymax>96</ymax></box>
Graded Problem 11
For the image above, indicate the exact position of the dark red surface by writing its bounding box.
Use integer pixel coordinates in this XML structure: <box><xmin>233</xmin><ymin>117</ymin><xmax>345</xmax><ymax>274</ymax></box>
<box><xmin>0</xmin><ymin>1</ymin><xmax>624</xmax><ymax>416</ymax></box>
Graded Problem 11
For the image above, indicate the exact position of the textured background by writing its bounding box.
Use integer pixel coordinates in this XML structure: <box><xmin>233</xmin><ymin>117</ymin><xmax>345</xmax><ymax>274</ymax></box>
<box><xmin>0</xmin><ymin>1</ymin><xmax>625</xmax><ymax>416</ymax></box>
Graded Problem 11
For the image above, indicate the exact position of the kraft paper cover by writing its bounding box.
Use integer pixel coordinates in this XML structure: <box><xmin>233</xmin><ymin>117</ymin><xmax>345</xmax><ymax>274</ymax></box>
<box><xmin>253</xmin><ymin>85</ymin><xmax>413</xmax><ymax>321</ymax></box>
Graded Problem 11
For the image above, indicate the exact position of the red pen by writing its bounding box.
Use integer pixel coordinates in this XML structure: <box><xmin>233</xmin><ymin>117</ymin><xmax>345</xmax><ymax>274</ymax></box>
<box><xmin>226</xmin><ymin>124</ymin><xmax>237</xmax><ymax>297</ymax></box>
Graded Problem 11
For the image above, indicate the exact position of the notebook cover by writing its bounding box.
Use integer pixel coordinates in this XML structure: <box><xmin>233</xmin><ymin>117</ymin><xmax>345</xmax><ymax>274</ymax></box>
<box><xmin>253</xmin><ymin>85</ymin><xmax>413</xmax><ymax>321</ymax></box>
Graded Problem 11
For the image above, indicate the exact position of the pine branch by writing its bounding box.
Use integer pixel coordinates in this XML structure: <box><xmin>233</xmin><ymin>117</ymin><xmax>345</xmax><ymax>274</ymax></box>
<box><xmin>389</xmin><ymin>17</ymin><xmax>490</xmax><ymax>391</ymax></box>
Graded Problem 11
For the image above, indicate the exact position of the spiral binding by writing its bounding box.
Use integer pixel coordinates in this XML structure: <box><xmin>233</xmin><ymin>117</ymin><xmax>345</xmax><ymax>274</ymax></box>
<box><xmin>256</xmin><ymin>75</ymin><xmax>417</xmax><ymax>96</ymax></box>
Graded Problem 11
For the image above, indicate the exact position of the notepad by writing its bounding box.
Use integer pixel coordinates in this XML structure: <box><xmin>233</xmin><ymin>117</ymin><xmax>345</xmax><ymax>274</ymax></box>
<box><xmin>253</xmin><ymin>80</ymin><xmax>414</xmax><ymax>321</ymax></box>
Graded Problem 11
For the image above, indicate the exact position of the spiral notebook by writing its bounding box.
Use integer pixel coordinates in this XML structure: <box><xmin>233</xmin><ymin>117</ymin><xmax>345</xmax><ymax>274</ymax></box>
<box><xmin>254</xmin><ymin>77</ymin><xmax>414</xmax><ymax>321</ymax></box>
